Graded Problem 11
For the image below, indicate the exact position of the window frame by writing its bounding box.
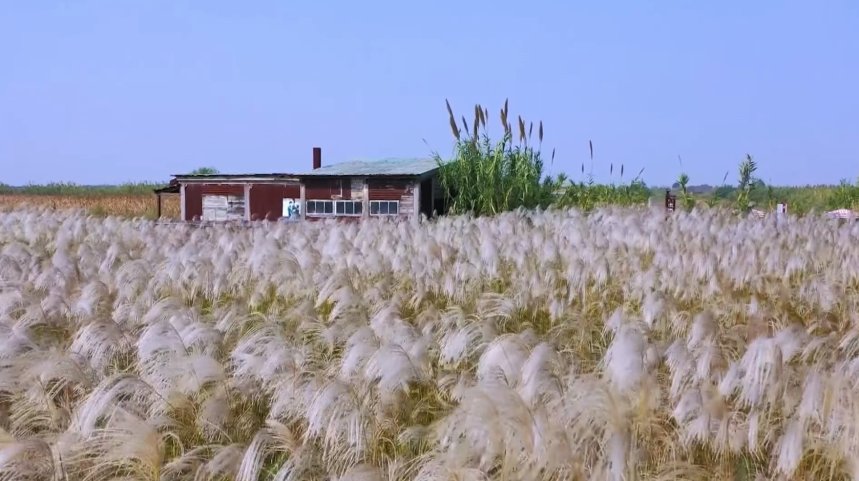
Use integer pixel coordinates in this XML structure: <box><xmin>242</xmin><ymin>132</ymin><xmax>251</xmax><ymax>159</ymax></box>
<box><xmin>369</xmin><ymin>200</ymin><xmax>400</xmax><ymax>216</ymax></box>
<box><xmin>306</xmin><ymin>200</ymin><xmax>334</xmax><ymax>216</ymax></box>
<box><xmin>307</xmin><ymin>199</ymin><xmax>364</xmax><ymax>217</ymax></box>
<box><xmin>335</xmin><ymin>200</ymin><xmax>363</xmax><ymax>216</ymax></box>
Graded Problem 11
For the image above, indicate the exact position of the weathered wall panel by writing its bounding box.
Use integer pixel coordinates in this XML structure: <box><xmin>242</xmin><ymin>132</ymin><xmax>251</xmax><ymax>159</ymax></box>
<box><xmin>247</xmin><ymin>183</ymin><xmax>301</xmax><ymax>221</ymax></box>
<box><xmin>350</xmin><ymin>178</ymin><xmax>364</xmax><ymax>200</ymax></box>
<box><xmin>202</xmin><ymin>195</ymin><xmax>245</xmax><ymax>221</ymax></box>
<box><xmin>182</xmin><ymin>181</ymin><xmax>304</xmax><ymax>222</ymax></box>
<box><xmin>283</xmin><ymin>184</ymin><xmax>300</xmax><ymax>199</ymax></box>
<box><xmin>305</xmin><ymin>179</ymin><xmax>347</xmax><ymax>199</ymax></box>
<box><xmin>249</xmin><ymin>184</ymin><xmax>285</xmax><ymax>221</ymax></box>
<box><xmin>201</xmin><ymin>184</ymin><xmax>245</xmax><ymax>196</ymax></box>
<box><xmin>339</xmin><ymin>179</ymin><xmax>352</xmax><ymax>200</ymax></box>
<box><xmin>184</xmin><ymin>184</ymin><xmax>203</xmax><ymax>221</ymax></box>
<box><xmin>399</xmin><ymin>194</ymin><xmax>415</xmax><ymax>217</ymax></box>
<box><xmin>368</xmin><ymin>179</ymin><xmax>410</xmax><ymax>200</ymax></box>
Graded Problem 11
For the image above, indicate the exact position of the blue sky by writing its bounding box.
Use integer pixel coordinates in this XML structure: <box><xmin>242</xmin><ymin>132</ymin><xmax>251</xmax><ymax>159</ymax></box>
<box><xmin>1</xmin><ymin>1</ymin><xmax>857</xmax><ymax>186</ymax></box>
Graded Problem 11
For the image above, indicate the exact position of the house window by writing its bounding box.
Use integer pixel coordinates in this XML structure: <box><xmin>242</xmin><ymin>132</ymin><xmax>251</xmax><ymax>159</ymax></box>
<box><xmin>369</xmin><ymin>200</ymin><xmax>399</xmax><ymax>216</ymax></box>
<box><xmin>307</xmin><ymin>200</ymin><xmax>363</xmax><ymax>216</ymax></box>
<box><xmin>306</xmin><ymin>200</ymin><xmax>334</xmax><ymax>215</ymax></box>
<box><xmin>335</xmin><ymin>200</ymin><xmax>363</xmax><ymax>216</ymax></box>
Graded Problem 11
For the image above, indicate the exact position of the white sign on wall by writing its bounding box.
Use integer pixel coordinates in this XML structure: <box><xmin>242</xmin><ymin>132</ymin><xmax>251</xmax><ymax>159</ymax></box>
<box><xmin>202</xmin><ymin>195</ymin><xmax>245</xmax><ymax>221</ymax></box>
<box><xmin>282</xmin><ymin>198</ymin><xmax>301</xmax><ymax>219</ymax></box>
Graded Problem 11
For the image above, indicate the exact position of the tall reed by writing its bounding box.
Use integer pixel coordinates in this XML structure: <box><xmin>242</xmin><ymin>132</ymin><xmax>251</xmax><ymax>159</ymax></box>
<box><xmin>433</xmin><ymin>99</ymin><xmax>555</xmax><ymax>216</ymax></box>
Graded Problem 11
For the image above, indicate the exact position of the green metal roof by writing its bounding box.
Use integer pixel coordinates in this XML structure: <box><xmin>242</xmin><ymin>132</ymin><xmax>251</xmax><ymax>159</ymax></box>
<box><xmin>299</xmin><ymin>158</ymin><xmax>440</xmax><ymax>177</ymax></box>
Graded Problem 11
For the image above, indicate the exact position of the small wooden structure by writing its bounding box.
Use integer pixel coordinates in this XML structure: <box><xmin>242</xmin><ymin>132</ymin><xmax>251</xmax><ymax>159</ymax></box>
<box><xmin>153</xmin><ymin>179</ymin><xmax>180</xmax><ymax>219</ymax></box>
<box><xmin>665</xmin><ymin>190</ymin><xmax>677</xmax><ymax>212</ymax></box>
<box><xmin>165</xmin><ymin>148</ymin><xmax>445</xmax><ymax>224</ymax></box>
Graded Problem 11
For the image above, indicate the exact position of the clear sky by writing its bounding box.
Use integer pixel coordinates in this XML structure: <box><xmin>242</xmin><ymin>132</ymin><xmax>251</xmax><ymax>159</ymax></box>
<box><xmin>2</xmin><ymin>1</ymin><xmax>858</xmax><ymax>186</ymax></box>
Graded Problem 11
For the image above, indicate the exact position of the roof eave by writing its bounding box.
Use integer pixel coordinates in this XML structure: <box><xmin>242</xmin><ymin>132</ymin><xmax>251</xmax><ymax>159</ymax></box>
<box><xmin>172</xmin><ymin>174</ymin><xmax>300</xmax><ymax>182</ymax></box>
<box><xmin>298</xmin><ymin>167</ymin><xmax>440</xmax><ymax>179</ymax></box>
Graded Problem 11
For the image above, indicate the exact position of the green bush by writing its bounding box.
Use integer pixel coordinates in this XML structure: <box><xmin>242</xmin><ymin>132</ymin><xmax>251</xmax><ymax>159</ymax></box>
<box><xmin>433</xmin><ymin>100</ymin><xmax>554</xmax><ymax>216</ymax></box>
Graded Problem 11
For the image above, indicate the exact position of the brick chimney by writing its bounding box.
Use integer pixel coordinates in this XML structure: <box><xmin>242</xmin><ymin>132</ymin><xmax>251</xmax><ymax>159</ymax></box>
<box><xmin>312</xmin><ymin>147</ymin><xmax>322</xmax><ymax>170</ymax></box>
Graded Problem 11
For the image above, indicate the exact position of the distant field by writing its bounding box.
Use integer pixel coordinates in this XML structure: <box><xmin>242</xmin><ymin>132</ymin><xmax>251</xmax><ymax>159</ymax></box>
<box><xmin>0</xmin><ymin>178</ymin><xmax>855</xmax><ymax>219</ymax></box>
<box><xmin>0</xmin><ymin>193</ymin><xmax>179</xmax><ymax>218</ymax></box>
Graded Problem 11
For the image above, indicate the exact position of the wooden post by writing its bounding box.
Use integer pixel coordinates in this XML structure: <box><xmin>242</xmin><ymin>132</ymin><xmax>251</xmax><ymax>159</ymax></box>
<box><xmin>156</xmin><ymin>193</ymin><xmax>162</xmax><ymax>219</ymax></box>
<box><xmin>362</xmin><ymin>179</ymin><xmax>369</xmax><ymax>219</ymax></box>
<box><xmin>299</xmin><ymin>183</ymin><xmax>306</xmax><ymax>220</ymax></box>
<box><xmin>180</xmin><ymin>184</ymin><xmax>186</xmax><ymax>221</ymax></box>
<box><xmin>412</xmin><ymin>180</ymin><xmax>421</xmax><ymax>225</ymax></box>
<box><xmin>244</xmin><ymin>184</ymin><xmax>252</xmax><ymax>222</ymax></box>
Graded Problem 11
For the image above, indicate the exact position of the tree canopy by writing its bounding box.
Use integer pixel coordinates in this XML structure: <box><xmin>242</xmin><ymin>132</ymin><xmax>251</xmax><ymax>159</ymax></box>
<box><xmin>189</xmin><ymin>167</ymin><xmax>220</xmax><ymax>175</ymax></box>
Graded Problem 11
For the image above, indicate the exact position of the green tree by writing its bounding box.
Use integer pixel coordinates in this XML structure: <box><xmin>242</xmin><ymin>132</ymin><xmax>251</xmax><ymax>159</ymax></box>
<box><xmin>189</xmin><ymin>167</ymin><xmax>220</xmax><ymax>175</ymax></box>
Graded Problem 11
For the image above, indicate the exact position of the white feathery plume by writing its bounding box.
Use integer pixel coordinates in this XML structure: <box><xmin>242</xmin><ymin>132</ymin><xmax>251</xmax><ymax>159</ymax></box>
<box><xmin>412</xmin><ymin>457</ymin><xmax>489</xmax><ymax>481</ymax></box>
<box><xmin>517</xmin><ymin>341</ymin><xmax>562</xmax><ymax>407</ymax></box>
<box><xmin>0</xmin><ymin>439</ymin><xmax>56</xmax><ymax>481</ymax></box>
<box><xmin>193</xmin><ymin>443</ymin><xmax>245</xmax><ymax>481</ymax></box>
<box><xmin>84</xmin><ymin>408</ymin><xmax>165</xmax><ymax>481</ymax></box>
<box><xmin>433</xmin><ymin>381</ymin><xmax>538</xmax><ymax>474</ymax></box>
<box><xmin>230</xmin><ymin>324</ymin><xmax>299</xmax><ymax>388</ymax></box>
<box><xmin>733</xmin><ymin>337</ymin><xmax>784</xmax><ymax>408</ymax></box>
<box><xmin>0</xmin><ymin>289</ymin><xmax>23</xmax><ymax>318</ymax></box>
<box><xmin>340</xmin><ymin>326</ymin><xmax>380</xmax><ymax>381</ymax></box>
<box><xmin>335</xmin><ymin>463</ymin><xmax>385</xmax><ymax>481</ymax></box>
<box><xmin>476</xmin><ymin>333</ymin><xmax>532</xmax><ymax>387</ymax></box>
<box><xmin>0</xmin><ymin>321</ymin><xmax>34</xmax><ymax>359</ymax></box>
<box><xmin>160</xmin><ymin>445</ymin><xmax>210</xmax><ymax>480</ymax></box>
<box><xmin>775</xmin><ymin>417</ymin><xmax>805</xmax><ymax>477</ymax></box>
<box><xmin>197</xmin><ymin>385</ymin><xmax>231</xmax><ymax>442</ymax></box>
<box><xmin>798</xmin><ymin>368</ymin><xmax>824</xmax><ymax>425</ymax></box>
<box><xmin>665</xmin><ymin>340</ymin><xmax>693</xmax><ymax>399</ymax></box>
<box><xmin>603</xmin><ymin>323</ymin><xmax>647</xmax><ymax>394</ymax></box>
<box><xmin>641</xmin><ymin>291</ymin><xmax>664</xmax><ymax>328</ymax></box>
<box><xmin>236</xmin><ymin>428</ymin><xmax>272</xmax><ymax>481</ymax></box>
<box><xmin>305</xmin><ymin>379</ymin><xmax>372</xmax><ymax>463</ymax></box>
<box><xmin>68</xmin><ymin>374</ymin><xmax>154</xmax><ymax>436</ymax></box>
<box><xmin>363</xmin><ymin>342</ymin><xmax>421</xmax><ymax>395</ymax></box>
<box><xmin>69</xmin><ymin>320</ymin><xmax>132</xmax><ymax>373</ymax></box>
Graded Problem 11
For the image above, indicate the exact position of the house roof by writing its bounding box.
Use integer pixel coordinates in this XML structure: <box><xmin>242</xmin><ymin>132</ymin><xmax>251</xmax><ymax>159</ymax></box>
<box><xmin>153</xmin><ymin>178</ymin><xmax>181</xmax><ymax>194</ymax></box>
<box><xmin>171</xmin><ymin>173</ymin><xmax>299</xmax><ymax>182</ymax></box>
<box><xmin>298</xmin><ymin>158</ymin><xmax>440</xmax><ymax>177</ymax></box>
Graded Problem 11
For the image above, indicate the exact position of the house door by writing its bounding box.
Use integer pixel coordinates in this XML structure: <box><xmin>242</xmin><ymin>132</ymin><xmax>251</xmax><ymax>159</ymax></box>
<box><xmin>420</xmin><ymin>178</ymin><xmax>433</xmax><ymax>218</ymax></box>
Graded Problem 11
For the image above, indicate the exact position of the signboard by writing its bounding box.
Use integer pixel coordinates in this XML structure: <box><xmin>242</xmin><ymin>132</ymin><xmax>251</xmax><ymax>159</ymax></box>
<box><xmin>282</xmin><ymin>198</ymin><xmax>301</xmax><ymax>219</ymax></box>
<box><xmin>202</xmin><ymin>195</ymin><xmax>245</xmax><ymax>221</ymax></box>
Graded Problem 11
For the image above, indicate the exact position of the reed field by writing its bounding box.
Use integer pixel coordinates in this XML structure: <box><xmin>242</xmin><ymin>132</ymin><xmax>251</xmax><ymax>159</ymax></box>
<box><xmin>0</xmin><ymin>194</ymin><xmax>179</xmax><ymax>219</ymax></box>
<box><xmin>2</xmin><ymin>205</ymin><xmax>859</xmax><ymax>480</ymax></box>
